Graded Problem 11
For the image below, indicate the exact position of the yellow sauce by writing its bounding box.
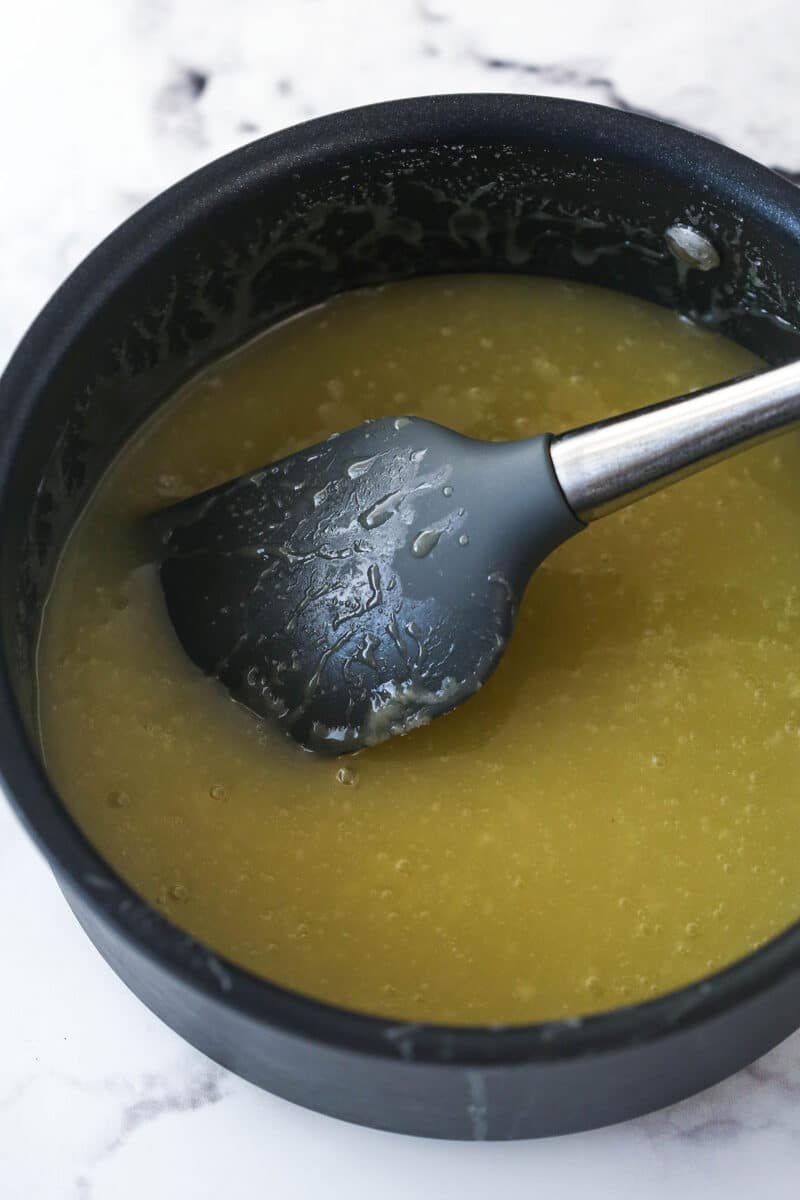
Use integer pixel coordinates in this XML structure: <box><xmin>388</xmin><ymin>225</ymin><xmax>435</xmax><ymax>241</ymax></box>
<box><xmin>37</xmin><ymin>275</ymin><xmax>800</xmax><ymax>1024</ymax></box>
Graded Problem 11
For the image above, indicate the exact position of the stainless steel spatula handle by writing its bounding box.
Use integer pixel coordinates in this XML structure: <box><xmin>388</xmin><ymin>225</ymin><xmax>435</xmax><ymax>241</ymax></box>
<box><xmin>550</xmin><ymin>360</ymin><xmax>800</xmax><ymax>522</ymax></box>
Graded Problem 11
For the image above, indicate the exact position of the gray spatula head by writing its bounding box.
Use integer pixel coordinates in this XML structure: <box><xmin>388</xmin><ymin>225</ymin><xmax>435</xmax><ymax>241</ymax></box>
<box><xmin>153</xmin><ymin>416</ymin><xmax>582</xmax><ymax>754</ymax></box>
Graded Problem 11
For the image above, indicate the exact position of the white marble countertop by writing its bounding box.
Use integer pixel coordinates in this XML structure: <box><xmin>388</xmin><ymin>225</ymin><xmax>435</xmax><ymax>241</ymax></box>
<box><xmin>3</xmin><ymin>0</ymin><xmax>800</xmax><ymax>1195</ymax></box>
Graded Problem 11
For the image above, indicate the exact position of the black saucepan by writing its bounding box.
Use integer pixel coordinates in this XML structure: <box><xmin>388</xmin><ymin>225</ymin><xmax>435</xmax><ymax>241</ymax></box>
<box><xmin>3</xmin><ymin>95</ymin><xmax>800</xmax><ymax>1140</ymax></box>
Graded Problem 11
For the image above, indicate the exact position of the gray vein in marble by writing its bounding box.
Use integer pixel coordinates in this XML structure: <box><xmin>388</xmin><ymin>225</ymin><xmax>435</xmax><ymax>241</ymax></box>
<box><xmin>70</xmin><ymin>1062</ymin><xmax>228</xmax><ymax>1198</ymax></box>
<box><xmin>469</xmin><ymin>48</ymin><xmax>800</xmax><ymax>189</ymax></box>
<box><xmin>746</xmin><ymin>1053</ymin><xmax>800</xmax><ymax>1101</ymax></box>
<box><xmin>470</xmin><ymin>49</ymin><xmax>716</xmax><ymax>139</ymax></box>
<box><xmin>0</xmin><ymin>1076</ymin><xmax>36</xmax><ymax>1115</ymax></box>
<box><xmin>417</xmin><ymin>0</ymin><xmax>449</xmax><ymax>22</ymax></box>
<box><xmin>154</xmin><ymin>65</ymin><xmax>211</xmax><ymax>148</ymax></box>
<box><xmin>102</xmin><ymin>1064</ymin><xmax>226</xmax><ymax>1156</ymax></box>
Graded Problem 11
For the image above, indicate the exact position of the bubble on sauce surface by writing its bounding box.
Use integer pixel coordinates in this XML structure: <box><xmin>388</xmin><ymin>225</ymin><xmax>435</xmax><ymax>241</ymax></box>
<box><xmin>156</xmin><ymin>473</ymin><xmax>184</xmax><ymax>497</ymax></box>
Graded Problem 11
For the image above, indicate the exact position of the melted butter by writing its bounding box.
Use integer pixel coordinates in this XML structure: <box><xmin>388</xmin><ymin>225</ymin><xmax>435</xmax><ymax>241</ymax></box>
<box><xmin>37</xmin><ymin>275</ymin><xmax>800</xmax><ymax>1024</ymax></box>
